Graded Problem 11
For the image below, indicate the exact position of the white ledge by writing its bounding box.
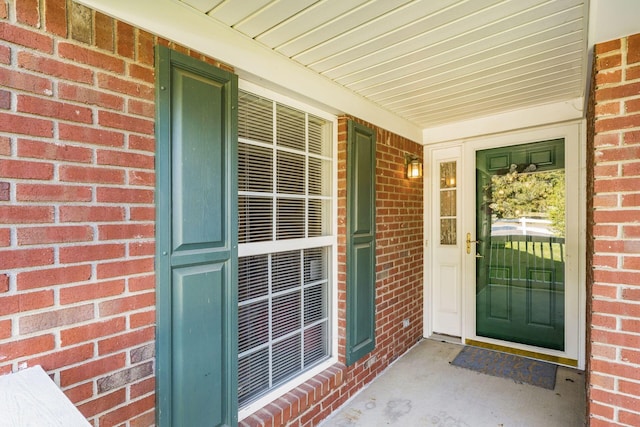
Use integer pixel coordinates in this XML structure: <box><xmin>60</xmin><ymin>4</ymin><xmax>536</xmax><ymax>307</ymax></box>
<box><xmin>0</xmin><ymin>365</ymin><xmax>91</xmax><ymax>427</ymax></box>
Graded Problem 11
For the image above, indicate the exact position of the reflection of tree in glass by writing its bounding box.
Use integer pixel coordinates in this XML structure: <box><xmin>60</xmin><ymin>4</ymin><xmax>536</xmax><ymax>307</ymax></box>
<box><xmin>546</xmin><ymin>172</ymin><xmax>565</xmax><ymax>237</ymax></box>
<box><xmin>487</xmin><ymin>164</ymin><xmax>565</xmax><ymax>236</ymax></box>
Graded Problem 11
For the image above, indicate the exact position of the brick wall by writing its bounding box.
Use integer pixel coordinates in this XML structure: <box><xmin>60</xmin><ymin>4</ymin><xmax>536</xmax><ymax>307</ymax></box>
<box><xmin>239</xmin><ymin>117</ymin><xmax>424</xmax><ymax>427</ymax></box>
<box><xmin>336</xmin><ymin>116</ymin><xmax>424</xmax><ymax>369</ymax></box>
<box><xmin>0</xmin><ymin>2</ymin><xmax>425</xmax><ymax>427</ymax></box>
<box><xmin>589</xmin><ymin>33</ymin><xmax>640</xmax><ymax>426</ymax></box>
<box><xmin>0</xmin><ymin>1</ymin><xmax>228</xmax><ymax>426</ymax></box>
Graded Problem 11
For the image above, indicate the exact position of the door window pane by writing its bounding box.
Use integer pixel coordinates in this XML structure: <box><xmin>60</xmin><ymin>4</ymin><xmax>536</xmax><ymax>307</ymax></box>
<box><xmin>440</xmin><ymin>218</ymin><xmax>457</xmax><ymax>246</ymax></box>
<box><xmin>439</xmin><ymin>161</ymin><xmax>457</xmax><ymax>245</ymax></box>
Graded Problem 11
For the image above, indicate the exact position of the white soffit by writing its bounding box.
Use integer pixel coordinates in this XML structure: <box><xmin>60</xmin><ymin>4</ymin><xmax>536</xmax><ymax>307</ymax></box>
<box><xmin>79</xmin><ymin>0</ymin><xmax>589</xmax><ymax>143</ymax></box>
<box><xmin>77</xmin><ymin>0</ymin><xmax>423</xmax><ymax>141</ymax></box>
<box><xmin>422</xmin><ymin>97</ymin><xmax>584</xmax><ymax>144</ymax></box>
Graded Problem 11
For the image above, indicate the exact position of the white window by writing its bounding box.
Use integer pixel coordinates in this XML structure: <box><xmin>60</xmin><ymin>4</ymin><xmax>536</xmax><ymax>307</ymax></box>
<box><xmin>237</xmin><ymin>84</ymin><xmax>336</xmax><ymax>413</ymax></box>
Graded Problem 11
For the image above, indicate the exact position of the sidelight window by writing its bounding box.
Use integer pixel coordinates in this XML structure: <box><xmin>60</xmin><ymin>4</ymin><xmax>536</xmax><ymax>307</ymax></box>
<box><xmin>439</xmin><ymin>161</ymin><xmax>457</xmax><ymax>245</ymax></box>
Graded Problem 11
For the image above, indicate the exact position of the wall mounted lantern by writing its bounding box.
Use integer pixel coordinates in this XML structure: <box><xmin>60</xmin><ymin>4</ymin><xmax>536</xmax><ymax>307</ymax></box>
<box><xmin>405</xmin><ymin>155</ymin><xmax>423</xmax><ymax>179</ymax></box>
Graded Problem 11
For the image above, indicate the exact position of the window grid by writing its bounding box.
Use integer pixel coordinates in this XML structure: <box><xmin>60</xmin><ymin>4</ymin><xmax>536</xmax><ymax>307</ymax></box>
<box><xmin>238</xmin><ymin>90</ymin><xmax>333</xmax><ymax>408</ymax></box>
<box><xmin>239</xmin><ymin>137</ymin><xmax>332</xmax><ymax>243</ymax></box>
<box><xmin>238</xmin><ymin>250</ymin><xmax>330</xmax><ymax>406</ymax></box>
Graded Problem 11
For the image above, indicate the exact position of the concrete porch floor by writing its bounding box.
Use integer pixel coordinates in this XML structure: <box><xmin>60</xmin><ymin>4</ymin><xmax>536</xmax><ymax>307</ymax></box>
<box><xmin>321</xmin><ymin>339</ymin><xmax>586</xmax><ymax>427</ymax></box>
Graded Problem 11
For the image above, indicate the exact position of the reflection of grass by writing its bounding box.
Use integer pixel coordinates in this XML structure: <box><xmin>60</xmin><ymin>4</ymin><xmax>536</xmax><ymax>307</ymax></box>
<box><xmin>487</xmin><ymin>238</ymin><xmax>565</xmax><ymax>284</ymax></box>
<box><xmin>505</xmin><ymin>241</ymin><xmax>564</xmax><ymax>262</ymax></box>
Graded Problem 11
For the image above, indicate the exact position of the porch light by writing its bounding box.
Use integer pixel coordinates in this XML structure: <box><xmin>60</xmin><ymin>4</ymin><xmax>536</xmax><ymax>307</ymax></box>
<box><xmin>406</xmin><ymin>155</ymin><xmax>423</xmax><ymax>179</ymax></box>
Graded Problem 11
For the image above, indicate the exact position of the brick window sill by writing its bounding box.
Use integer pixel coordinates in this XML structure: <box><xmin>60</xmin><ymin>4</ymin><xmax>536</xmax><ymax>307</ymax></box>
<box><xmin>239</xmin><ymin>363</ymin><xmax>347</xmax><ymax>427</ymax></box>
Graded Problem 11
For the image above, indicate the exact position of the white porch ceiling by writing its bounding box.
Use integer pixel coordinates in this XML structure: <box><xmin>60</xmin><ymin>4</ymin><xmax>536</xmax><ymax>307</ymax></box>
<box><xmin>178</xmin><ymin>0</ymin><xmax>588</xmax><ymax>130</ymax></box>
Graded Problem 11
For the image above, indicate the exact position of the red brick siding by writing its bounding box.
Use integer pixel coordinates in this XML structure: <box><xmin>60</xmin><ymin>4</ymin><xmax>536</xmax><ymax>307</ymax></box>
<box><xmin>590</xmin><ymin>33</ymin><xmax>640</xmax><ymax>426</ymax></box>
<box><xmin>240</xmin><ymin>117</ymin><xmax>424</xmax><ymax>427</ymax></box>
<box><xmin>0</xmin><ymin>1</ymin><xmax>230</xmax><ymax>426</ymax></box>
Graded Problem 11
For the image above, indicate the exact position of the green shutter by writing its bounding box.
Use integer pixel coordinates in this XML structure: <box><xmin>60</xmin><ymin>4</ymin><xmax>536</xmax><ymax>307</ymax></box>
<box><xmin>155</xmin><ymin>46</ymin><xmax>238</xmax><ymax>426</ymax></box>
<box><xmin>345</xmin><ymin>120</ymin><xmax>376</xmax><ymax>366</ymax></box>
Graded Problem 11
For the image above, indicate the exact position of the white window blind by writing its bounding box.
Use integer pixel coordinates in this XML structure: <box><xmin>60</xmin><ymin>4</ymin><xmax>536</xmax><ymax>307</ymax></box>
<box><xmin>237</xmin><ymin>90</ymin><xmax>334</xmax><ymax>408</ymax></box>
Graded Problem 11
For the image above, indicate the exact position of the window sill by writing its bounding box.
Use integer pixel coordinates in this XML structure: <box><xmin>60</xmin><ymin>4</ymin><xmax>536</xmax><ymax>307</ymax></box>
<box><xmin>239</xmin><ymin>363</ymin><xmax>347</xmax><ymax>427</ymax></box>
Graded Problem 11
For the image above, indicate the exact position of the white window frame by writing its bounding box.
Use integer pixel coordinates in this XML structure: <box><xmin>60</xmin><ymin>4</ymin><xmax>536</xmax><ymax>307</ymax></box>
<box><xmin>237</xmin><ymin>80</ymin><xmax>338</xmax><ymax>421</ymax></box>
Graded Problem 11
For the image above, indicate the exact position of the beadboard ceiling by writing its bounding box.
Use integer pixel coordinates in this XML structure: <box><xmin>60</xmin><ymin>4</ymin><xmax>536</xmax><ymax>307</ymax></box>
<box><xmin>178</xmin><ymin>0</ymin><xmax>588</xmax><ymax>129</ymax></box>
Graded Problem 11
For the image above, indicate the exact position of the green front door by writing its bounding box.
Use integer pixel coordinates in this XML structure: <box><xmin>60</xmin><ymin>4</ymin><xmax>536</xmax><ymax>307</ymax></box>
<box><xmin>475</xmin><ymin>139</ymin><xmax>565</xmax><ymax>350</ymax></box>
<box><xmin>155</xmin><ymin>47</ymin><xmax>238</xmax><ymax>426</ymax></box>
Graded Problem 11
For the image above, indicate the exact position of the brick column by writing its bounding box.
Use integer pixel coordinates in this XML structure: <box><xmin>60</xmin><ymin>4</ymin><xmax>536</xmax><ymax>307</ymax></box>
<box><xmin>589</xmin><ymin>33</ymin><xmax>640</xmax><ymax>426</ymax></box>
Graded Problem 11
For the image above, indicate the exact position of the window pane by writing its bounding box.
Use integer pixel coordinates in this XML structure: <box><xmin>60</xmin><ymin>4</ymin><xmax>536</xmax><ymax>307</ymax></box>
<box><xmin>308</xmin><ymin>199</ymin><xmax>330</xmax><ymax>237</ymax></box>
<box><xmin>276</xmin><ymin>198</ymin><xmax>305</xmax><ymax>239</ymax></box>
<box><xmin>304</xmin><ymin>322</ymin><xmax>328</xmax><ymax>366</ymax></box>
<box><xmin>277</xmin><ymin>151</ymin><xmax>305</xmax><ymax>195</ymax></box>
<box><xmin>273</xmin><ymin>334</ymin><xmax>301</xmax><ymax>384</ymax></box>
<box><xmin>304</xmin><ymin>283</ymin><xmax>326</xmax><ymax>325</ymax></box>
<box><xmin>238</xmin><ymin>349</ymin><xmax>269</xmax><ymax>405</ymax></box>
<box><xmin>440</xmin><ymin>161</ymin><xmax>456</xmax><ymax>188</ymax></box>
<box><xmin>239</xmin><ymin>92</ymin><xmax>273</xmax><ymax>144</ymax></box>
<box><xmin>239</xmin><ymin>196</ymin><xmax>272</xmax><ymax>243</ymax></box>
<box><xmin>272</xmin><ymin>291</ymin><xmax>301</xmax><ymax>338</ymax></box>
<box><xmin>309</xmin><ymin>157</ymin><xmax>331</xmax><ymax>196</ymax></box>
<box><xmin>277</xmin><ymin>104</ymin><xmax>305</xmax><ymax>151</ymax></box>
<box><xmin>441</xmin><ymin>218</ymin><xmax>457</xmax><ymax>245</ymax></box>
<box><xmin>304</xmin><ymin>247</ymin><xmax>327</xmax><ymax>284</ymax></box>
<box><xmin>272</xmin><ymin>250</ymin><xmax>301</xmax><ymax>293</ymax></box>
<box><xmin>238</xmin><ymin>301</ymin><xmax>268</xmax><ymax>353</ymax></box>
<box><xmin>239</xmin><ymin>255</ymin><xmax>269</xmax><ymax>302</ymax></box>
<box><xmin>239</xmin><ymin>142</ymin><xmax>272</xmax><ymax>193</ymax></box>
<box><xmin>308</xmin><ymin>115</ymin><xmax>331</xmax><ymax>156</ymax></box>
<box><xmin>440</xmin><ymin>190</ymin><xmax>456</xmax><ymax>217</ymax></box>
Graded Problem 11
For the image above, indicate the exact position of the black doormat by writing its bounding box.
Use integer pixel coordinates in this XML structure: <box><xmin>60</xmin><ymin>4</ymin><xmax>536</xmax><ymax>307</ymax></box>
<box><xmin>451</xmin><ymin>346</ymin><xmax>557</xmax><ymax>390</ymax></box>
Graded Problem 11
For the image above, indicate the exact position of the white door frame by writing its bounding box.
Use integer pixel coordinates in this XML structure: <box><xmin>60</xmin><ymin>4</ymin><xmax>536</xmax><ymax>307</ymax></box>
<box><xmin>423</xmin><ymin>121</ymin><xmax>586</xmax><ymax>369</ymax></box>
